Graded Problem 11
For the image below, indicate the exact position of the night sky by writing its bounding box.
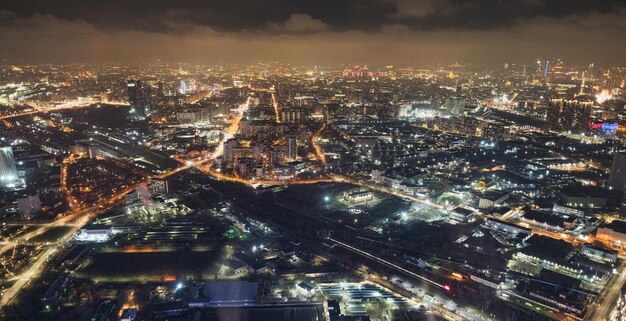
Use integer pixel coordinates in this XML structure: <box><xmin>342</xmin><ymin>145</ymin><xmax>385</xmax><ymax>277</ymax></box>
<box><xmin>1</xmin><ymin>0</ymin><xmax>625</xmax><ymax>64</ymax></box>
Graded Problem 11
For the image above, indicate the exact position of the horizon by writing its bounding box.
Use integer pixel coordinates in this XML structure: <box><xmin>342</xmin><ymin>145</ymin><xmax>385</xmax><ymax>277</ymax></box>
<box><xmin>1</xmin><ymin>0</ymin><xmax>625</xmax><ymax>64</ymax></box>
<box><xmin>1</xmin><ymin>2</ymin><xmax>626</xmax><ymax>321</ymax></box>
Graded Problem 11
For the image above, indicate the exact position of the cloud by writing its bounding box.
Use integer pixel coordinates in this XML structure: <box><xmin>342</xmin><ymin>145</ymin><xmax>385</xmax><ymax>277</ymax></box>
<box><xmin>0</xmin><ymin>3</ymin><xmax>625</xmax><ymax>65</ymax></box>
<box><xmin>283</xmin><ymin>14</ymin><xmax>328</xmax><ymax>33</ymax></box>
<box><xmin>391</xmin><ymin>0</ymin><xmax>435</xmax><ymax>18</ymax></box>
<box><xmin>1</xmin><ymin>0</ymin><xmax>622</xmax><ymax>34</ymax></box>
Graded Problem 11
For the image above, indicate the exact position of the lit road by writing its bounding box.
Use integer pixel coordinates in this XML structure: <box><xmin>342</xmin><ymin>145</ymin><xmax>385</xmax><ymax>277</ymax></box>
<box><xmin>155</xmin><ymin>97</ymin><xmax>252</xmax><ymax>180</ymax></box>
<box><xmin>0</xmin><ymin>182</ymin><xmax>140</xmax><ymax>308</ymax></box>
<box><xmin>173</xmin><ymin>109</ymin><xmax>446</xmax><ymax>209</ymax></box>
<box><xmin>171</xmin><ymin>96</ymin><xmax>336</xmax><ymax>187</ymax></box>
<box><xmin>312</xmin><ymin>122</ymin><xmax>327</xmax><ymax>164</ymax></box>
<box><xmin>0</xmin><ymin>100</ymin><xmax>129</xmax><ymax>120</ymax></box>
<box><xmin>0</xmin><ymin>160</ymin><xmax>171</xmax><ymax>309</ymax></box>
<box><xmin>585</xmin><ymin>261</ymin><xmax>626</xmax><ymax>321</ymax></box>
<box><xmin>271</xmin><ymin>92</ymin><xmax>280</xmax><ymax>123</ymax></box>
<box><xmin>210</xmin><ymin>96</ymin><xmax>250</xmax><ymax>160</ymax></box>
<box><xmin>1</xmin><ymin>223</ymin><xmax>75</xmax><ymax>227</ymax></box>
<box><xmin>0</xmin><ymin>211</ymin><xmax>82</xmax><ymax>257</ymax></box>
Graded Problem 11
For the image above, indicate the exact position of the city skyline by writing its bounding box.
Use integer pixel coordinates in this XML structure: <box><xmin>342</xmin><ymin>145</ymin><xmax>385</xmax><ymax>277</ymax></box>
<box><xmin>1</xmin><ymin>2</ymin><xmax>626</xmax><ymax>321</ymax></box>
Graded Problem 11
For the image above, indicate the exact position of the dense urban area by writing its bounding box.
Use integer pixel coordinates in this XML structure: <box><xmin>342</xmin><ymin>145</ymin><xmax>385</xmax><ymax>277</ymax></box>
<box><xmin>0</xmin><ymin>60</ymin><xmax>626</xmax><ymax>321</ymax></box>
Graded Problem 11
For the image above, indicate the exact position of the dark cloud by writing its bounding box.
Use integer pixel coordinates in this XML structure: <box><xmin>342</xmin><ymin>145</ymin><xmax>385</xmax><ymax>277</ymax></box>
<box><xmin>0</xmin><ymin>0</ymin><xmax>623</xmax><ymax>34</ymax></box>
<box><xmin>0</xmin><ymin>0</ymin><xmax>394</xmax><ymax>33</ymax></box>
<box><xmin>0</xmin><ymin>0</ymin><xmax>624</xmax><ymax>64</ymax></box>
<box><xmin>396</xmin><ymin>0</ymin><xmax>625</xmax><ymax>30</ymax></box>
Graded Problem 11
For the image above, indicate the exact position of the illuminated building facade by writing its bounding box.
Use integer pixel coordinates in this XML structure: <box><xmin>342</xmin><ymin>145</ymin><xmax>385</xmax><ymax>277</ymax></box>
<box><xmin>0</xmin><ymin>146</ymin><xmax>18</xmax><ymax>187</ymax></box>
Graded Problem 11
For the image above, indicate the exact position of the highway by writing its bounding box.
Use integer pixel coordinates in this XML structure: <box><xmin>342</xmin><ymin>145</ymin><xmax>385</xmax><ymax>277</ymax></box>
<box><xmin>0</xmin><ymin>181</ymin><xmax>141</xmax><ymax>307</ymax></box>
<box><xmin>311</xmin><ymin>122</ymin><xmax>327</xmax><ymax>164</ymax></box>
<box><xmin>0</xmin><ymin>155</ymin><xmax>177</xmax><ymax>309</ymax></box>
<box><xmin>0</xmin><ymin>100</ymin><xmax>129</xmax><ymax>121</ymax></box>
<box><xmin>271</xmin><ymin>92</ymin><xmax>280</xmax><ymax>123</ymax></box>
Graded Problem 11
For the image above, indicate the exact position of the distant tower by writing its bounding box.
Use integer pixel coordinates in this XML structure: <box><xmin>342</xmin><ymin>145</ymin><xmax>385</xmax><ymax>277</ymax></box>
<box><xmin>157</xmin><ymin>81</ymin><xmax>165</xmax><ymax>96</ymax></box>
<box><xmin>287</xmin><ymin>137</ymin><xmax>298</xmax><ymax>161</ymax></box>
<box><xmin>127</xmin><ymin>80</ymin><xmax>151</xmax><ymax>119</ymax></box>
<box><xmin>445</xmin><ymin>96</ymin><xmax>466</xmax><ymax>115</ymax></box>
<box><xmin>223</xmin><ymin>139</ymin><xmax>237</xmax><ymax>165</ymax></box>
<box><xmin>17</xmin><ymin>193</ymin><xmax>41</xmax><ymax>220</ymax></box>
<box><xmin>587</xmin><ymin>63</ymin><xmax>595</xmax><ymax>81</ymax></box>
<box><xmin>179</xmin><ymin>80</ymin><xmax>188</xmax><ymax>95</ymax></box>
<box><xmin>546</xmin><ymin>97</ymin><xmax>592</xmax><ymax>133</ymax></box>
<box><xmin>0</xmin><ymin>146</ymin><xmax>18</xmax><ymax>186</ymax></box>
<box><xmin>609</xmin><ymin>153</ymin><xmax>626</xmax><ymax>191</ymax></box>
<box><xmin>578</xmin><ymin>72</ymin><xmax>586</xmax><ymax>96</ymax></box>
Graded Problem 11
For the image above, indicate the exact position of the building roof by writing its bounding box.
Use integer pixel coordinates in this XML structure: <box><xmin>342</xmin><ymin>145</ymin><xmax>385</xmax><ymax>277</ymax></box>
<box><xmin>211</xmin><ymin>304</ymin><xmax>324</xmax><ymax>321</ymax></box>
<box><xmin>120</xmin><ymin>308</ymin><xmax>138</xmax><ymax>319</ymax></box>
<box><xmin>199</xmin><ymin>281</ymin><xmax>258</xmax><ymax>306</ymax></box>
<box><xmin>602</xmin><ymin>220</ymin><xmax>626</xmax><ymax>234</ymax></box>
<box><xmin>480</xmin><ymin>191</ymin><xmax>510</xmax><ymax>201</ymax></box>
<box><xmin>538</xmin><ymin>269</ymin><xmax>581</xmax><ymax>289</ymax></box>
<box><xmin>560</xmin><ymin>185</ymin><xmax>609</xmax><ymax>199</ymax></box>
<box><xmin>234</xmin><ymin>252</ymin><xmax>266</xmax><ymax>270</ymax></box>
<box><xmin>225</xmin><ymin>258</ymin><xmax>247</xmax><ymax>271</ymax></box>
<box><xmin>331</xmin><ymin>316</ymin><xmax>372</xmax><ymax>321</ymax></box>
<box><xmin>452</xmin><ymin>207</ymin><xmax>474</xmax><ymax>216</ymax></box>
<box><xmin>82</xmin><ymin>224</ymin><xmax>112</xmax><ymax>231</ymax></box>
<box><xmin>297</xmin><ymin>282</ymin><xmax>315</xmax><ymax>292</ymax></box>
<box><xmin>522</xmin><ymin>210</ymin><xmax>573</xmax><ymax>228</ymax></box>
<box><xmin>486</xmin><ymin>218</ymin><xmax>531</xmax><ymax>234</ymax></box>
<box><xmin>521</xmin><ymin>235</ymin><xmax>574</xmax><ymax>261</ymax></box>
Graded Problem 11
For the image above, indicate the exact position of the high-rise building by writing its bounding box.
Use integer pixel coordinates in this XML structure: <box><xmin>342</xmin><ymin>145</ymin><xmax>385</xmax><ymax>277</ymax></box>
<box><xmin>179</xmin><ymin>80</ymin><xmax>188</xmax><ymax>95</ymax></box>
<box><xmin>546</xmin><ymin>96</ymin><xmax>593</xmax><ymax>133</ymax></box>
<box><xmin>125</xmin><ymin>182</ymin><xmax>152</xmax><ymax>205</ymax></box>
<box><xmin>609</xmin><ymin>153</ymin><xmax>626</xmax><ymax>191</ymax></box>
<box><xmin>17</xmin><ymin>193</ymin><xmax>41</xmax><ymax>220</ymax></box>
<box><xmin>223</xmin><ymin>139</ymin><xmax>238</xmax><ymax>165</ymax></box>
<box><xmin>127</xmin><ymin>80</ymin><xmax>151</xmax><ymax>119</ymax></box>
<box><xmin>545</xmin><ymin>58</ymin><xmax>565</xmax><ymax>82</ymax></box>
<box><xmin>287</xmin><ymin>137</ymin><xmax>298</xmax><ymax>161</ymax></box>
<box><xmin>445</xmin><ymin>96</ymin><xmax>466</xmax><ymax>115</ymax></box>
<box><xmin>0</xmin><ymin>146</ymin><xmax>18</xmax><ymax>186</ymax></box>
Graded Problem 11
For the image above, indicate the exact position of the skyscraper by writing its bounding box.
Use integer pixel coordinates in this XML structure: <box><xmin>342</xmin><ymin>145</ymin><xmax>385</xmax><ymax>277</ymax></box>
<box><xmin>17</xmin><ymin>193</ymin><xmax>41</xmax><ymax>220</ymax></box>
<box><xmin>127</xmin><ymin>80</ymin><xmax>151</xmax><ymax>119</ymax></box>
<box><xmin>287</xmin><ymin>137</ymin><xmax>298</xmax><ymax>161</ymax></box>
<box><xmin>546</xmin><ymin>96</ymin><xmax>593</xmax><ymax>133</ymax></box>
<box><xmin>445</xmin><ymin>96</ymin><xmax>466</xmax><ymax>115</ymax></box>
<box><xmin>609</xmin><ymin>153</ymin><xmax>626</xmax><ymax>191</ymax></box>
<box><xmin>0</xmin><ymin>146</ymin><xmax>18</xmax><ymax>186</ymax></box>
<box><xmin>223</xmin><ymin>138</ymin><xmax>237</xmax><ymax>165</ymax></box>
